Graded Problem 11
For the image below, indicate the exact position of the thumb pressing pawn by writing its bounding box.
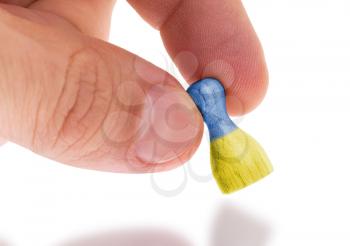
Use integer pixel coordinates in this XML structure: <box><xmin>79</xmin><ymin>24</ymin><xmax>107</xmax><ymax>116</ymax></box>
<box><xmin>187</xmin><ymin>78</ymin><xmax>273</xmax><ymax>194</ymax></box>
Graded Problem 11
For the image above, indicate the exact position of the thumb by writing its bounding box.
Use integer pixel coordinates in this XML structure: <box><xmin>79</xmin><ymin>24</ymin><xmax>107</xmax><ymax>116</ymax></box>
<box><xmin>0</xmin><ymin>6</ymin><xmax>203</xmax><ymax>173</ymax></box>
<box><xmin>0</xmin><ymin>137</ymin><xmax>6</xmax><ymax>146</ymax></box>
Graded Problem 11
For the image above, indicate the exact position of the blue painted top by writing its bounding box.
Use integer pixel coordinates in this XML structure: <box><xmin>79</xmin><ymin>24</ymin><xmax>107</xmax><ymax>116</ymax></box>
<box><xmin>187</xmin><ymin>78</ymin><xmax>237</xmax><ymax>141</ymax></box>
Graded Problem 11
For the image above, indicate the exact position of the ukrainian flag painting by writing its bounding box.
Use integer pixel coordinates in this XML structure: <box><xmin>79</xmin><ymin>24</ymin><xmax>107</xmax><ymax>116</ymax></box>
<box><xmin>187</xmin><ymin>78</ymin><xmax>273</xmax><ymax>194</ymax></box>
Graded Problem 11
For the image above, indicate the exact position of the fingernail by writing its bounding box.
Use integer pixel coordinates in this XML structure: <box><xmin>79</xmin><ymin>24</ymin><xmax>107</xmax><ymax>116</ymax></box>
<box><xmin>135</xmin><ymin>85</ymin><xmax>202</xmax><ymax>164</ymax></box>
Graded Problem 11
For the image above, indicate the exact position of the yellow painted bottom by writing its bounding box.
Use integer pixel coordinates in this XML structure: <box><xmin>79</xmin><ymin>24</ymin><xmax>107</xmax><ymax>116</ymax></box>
<box><xmin>210</xmin><ymin>129</ymin><xmax>273</xmax><ymax>194</ymax></box>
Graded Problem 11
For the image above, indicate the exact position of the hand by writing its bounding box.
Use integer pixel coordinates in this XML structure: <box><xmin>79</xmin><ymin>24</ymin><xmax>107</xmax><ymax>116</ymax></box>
<box><xmin>0</xmin><ymin>0</ymin><xmax>268</xmax><ymax>173</ymax></box>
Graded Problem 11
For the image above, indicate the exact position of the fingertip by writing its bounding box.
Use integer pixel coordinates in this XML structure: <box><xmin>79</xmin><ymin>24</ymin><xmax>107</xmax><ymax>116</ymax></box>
<box><xmin>128</xmin><ymin>0</ymin><xmax>269</xmax><ymax>117</ymax></box>
<box><xmin>156</xmin><ymin>0</ymin><xmax>269</xmax><ymax>116</ymax></box>
<box><xmin>132</xmin><ymin>127</ymin><xmax>203</xmax><ymax>173</ymax></box>
<box><xmin>131</xmin><ymin>82</ymin><xmax>204</xmax><ymax>170</ymax></box>
<box><xmin>225</xmin><ymin>56</ymin><xmax>269</xmax><ymax>116</ymax></box>
<box><xmin>195</xmin><ymin>52</ymin><xmax>269</xmax><ymax>116</ymax></box>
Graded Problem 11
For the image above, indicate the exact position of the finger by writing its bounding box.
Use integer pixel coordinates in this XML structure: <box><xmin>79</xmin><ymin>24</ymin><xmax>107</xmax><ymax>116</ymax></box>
<box><xmin>128</xmin><ymin>0</ymin><xmax>268</xmax><ymax>116</ymax></box>
<box><xmin>29</xmin><ymin>0</ymin><xmax>117</xmax><ymax>40</ymax></box>
<box><xmin>0</xmin><ymin>0</ymin><xmax>35</xmax><ymax>6</ymax></box>
<box><xmin>0</xmin><ymin>137</ymin><xmax>7</xmax><ymax>146</ymax></box>
<box><xmin>0</xmin><ymin>6</ymin><xmax>203</xmax><ymax>173</ymax></box>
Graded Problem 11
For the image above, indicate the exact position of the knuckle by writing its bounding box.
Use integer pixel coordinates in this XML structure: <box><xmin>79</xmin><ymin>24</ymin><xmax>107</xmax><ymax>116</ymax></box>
<box><xmin>37</xmin><ymin>47</ymin><xmax>114</xmax><ymax>158</ymax></box>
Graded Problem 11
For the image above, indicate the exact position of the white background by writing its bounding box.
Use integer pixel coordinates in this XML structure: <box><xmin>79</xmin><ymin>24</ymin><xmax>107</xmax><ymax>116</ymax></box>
<box><xmin>1</xmin><ymin>0</ymin><xmax>350</xmax><ymax>245</ymax></box>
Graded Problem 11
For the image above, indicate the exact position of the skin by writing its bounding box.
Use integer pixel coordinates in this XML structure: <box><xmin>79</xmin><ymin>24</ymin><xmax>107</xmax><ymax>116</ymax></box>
<box><xmin>0</xmin><ymin>0</ymin><xmax>268</xmax><ymax>173</ymax></box>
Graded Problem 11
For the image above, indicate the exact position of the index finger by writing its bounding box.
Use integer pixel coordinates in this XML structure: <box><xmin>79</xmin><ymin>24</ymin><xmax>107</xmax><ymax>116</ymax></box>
<box><xmin>128</xmin><ymin>0</ymin><xmax>268</xmax><ymax>116</ymax></box>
